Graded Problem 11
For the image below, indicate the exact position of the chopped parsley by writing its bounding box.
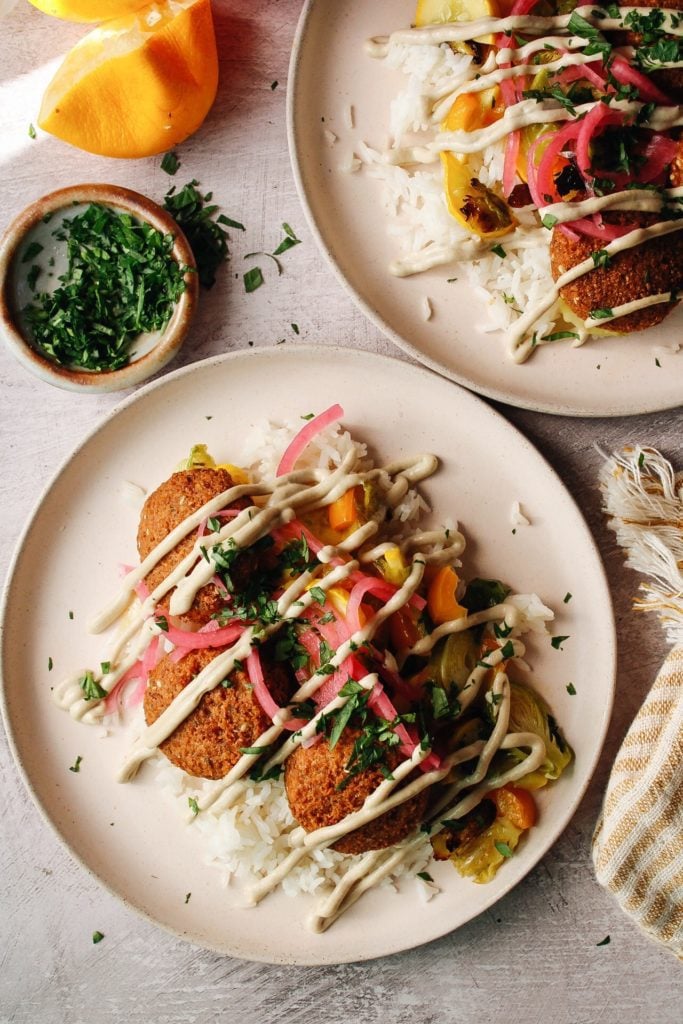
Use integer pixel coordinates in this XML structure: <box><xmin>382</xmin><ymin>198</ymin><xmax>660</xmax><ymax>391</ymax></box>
<box><xmin>160</xmin><ymin>151</ymin><xmax>180</xmax><ymax>175</ymax></box>
<box><xmin>566</xmin><ymin>682</ymin><xmax>577</xmax><ymax>695</ymax></box>
<box><xmin>239</xmin><ymin>745</ymin><xmax>269</xmax><ymax>755</ymax></box>
<box><xmin>638</xmin><ymin>452</ymin><xmax>646</xmax><ymax>468</ymax></box>
<box><xmin>48</xmin><ymin>657</ymin><xmax>53</xmax><ymax>672</ymax></box>
<box><xmin>309</xmin><ymin>586</ymin><xmax>327</xmax><ymax>605</ymax></box>
<box><xmin>500</xmin><ymin>640</ymin><xmax>515</xmax><ymax>659</ymax></box>
<box><xmin>23</xmin><ymin>205</ymin><xmax>188</xmax><ymax>371</ymax></box>
<box><xmin>271</xmin><ymin>80</ymin><xmax>279</xmax><ymax>90</ymax></box>
<box><xmin>273</xmin><ymin>222</ymin><xmax>302</xmax><ymax>256</ymax></box>
<box><xmin>541</xmin><ymin>213</ymin><xmax>558</xmax><ymax>229</ymax></box>
<box><xmin>22</xmin><ymin>241</ymin><xmax>43</xmax><ymax>264</ymax></box>
<box><xmin>26</xmin><ymin>264</ymin><xmax>41</xmax><ymax>291</ymax></box>
<box><xmin>491</xmin><ymin>244</ymin><xmax>507</xmax><ymax>259</ymax></box>
<box><xmin>589</xmin><ymin>307</ymin><xmax>614</xmax><ymax>320</ymax></box>
<box><xmin>69</xmin><ymin>755</ymin><xmax>83</xmax><ymax>773</ymax></box>
<box><xmin>417</xmin><ymin>871</ymin><xmax>433</xmax><ymax>882</ymax></box>
<box><xmin>564</xmin><ymin>592</ymin><xmax>572</xmax><ymax>603</ymax></box>
<box><xmin>291</xmin><ymin>322</ymin><xmax>300</xmax><ymax>335</ymax></box>
<box><xmin>541</xmin><ymin>330</ymin><xmax>580</xmax><ymax>343</ymax></box>
<box><xmin>185</xmin><ymin>892</ymin><xmax>192</xmax><ymax>904</ymax></box>
<box><xmin>188</xmin><ymin>797</ymin><xmax>200</xmax><ymax>816</ymax></box>
<box><xmin>244</xmin><ymin>266</ymin><xmax>264</xmax><ymax>293</ymax></box>
<box><xmin>92</xmin><ymin>931</ymin><xmax>105</xmax><ymax>944</ymax></box>
<box><xmin>155</xmin><ymin>616</ymin><xmax>169</xmax><ymax>632</ymax></box>
<box><xmin>551</xmin><ymin>635</ymin><xmax>570</xmax><ymax>650</ymax></box>
<box><xmin>591</xmin><ymin>249</ymin><xmax>611</xmax><ymax>270</ymax></box>
<box><xmin>596</xmin><ymin>934</ymin><xmax>611</xmax><ymax>946</ymax></box>
<box><xmin>494</xmin><ymin>841</ymin><xmax>513</xmax><ymax>858</ymax></box>
<box><xmin>79</xmin><ymin>671</ymin><xmax>106</xmax><ymax>701</ymax></box>
<box><xmin>163</xmin><ymin>179</ymin><xmax>233</xmax><ymax>289</ymax></box>
<box><xmin>28</xmin><ymin>123</ymin><xmax>36</xmax><ymax>139</ymax></box>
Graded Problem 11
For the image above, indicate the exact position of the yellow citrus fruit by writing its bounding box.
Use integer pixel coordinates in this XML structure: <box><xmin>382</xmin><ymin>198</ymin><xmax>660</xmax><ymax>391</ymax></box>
<box><xmin>38</xmin><ymin>0</ymin><xmax>218</xmax><ymax>159</ymax></box>
<box><xmin>414</xmin><ymin>0</ymin><xmax>499</xmax><ymax>26</ymax></box>
<box><xmin>28</xmin><ymin>1</ymin><xmax>151</xmax><ymax>22</ymax></box>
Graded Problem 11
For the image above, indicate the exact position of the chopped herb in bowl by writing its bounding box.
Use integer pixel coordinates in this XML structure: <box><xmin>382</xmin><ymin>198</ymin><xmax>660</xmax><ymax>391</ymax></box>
<box><xmin>23</xmin><ymin>203</ymin><xmax>190</xmax><ymax>372</ymax></box>
<box><xmin>0</xmin><ymin>183</ymin><xmax>199</xmax><ymax>392</ymax></box>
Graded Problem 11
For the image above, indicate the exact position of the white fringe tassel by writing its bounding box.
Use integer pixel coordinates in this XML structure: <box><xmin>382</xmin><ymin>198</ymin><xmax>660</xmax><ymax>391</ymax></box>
<box><xmin>599</xmin><ymin>446</ymin><xmax>683</xmax><ymax>646</ymax></box>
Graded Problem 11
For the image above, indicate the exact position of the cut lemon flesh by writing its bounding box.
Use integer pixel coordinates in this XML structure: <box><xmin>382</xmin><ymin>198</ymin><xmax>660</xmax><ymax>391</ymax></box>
<box><xmin>38</xmin><ymin>0</ymin><xmax>218</xmax><ymax>159</ymax></box>
<box><xmin>415</xmin><ymin>0</ymin><xmax>499</xmax><ymax>26</ymax></box>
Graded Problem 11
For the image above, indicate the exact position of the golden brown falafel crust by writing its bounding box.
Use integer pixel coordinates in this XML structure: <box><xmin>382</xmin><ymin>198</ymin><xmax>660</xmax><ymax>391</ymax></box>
<box><xmin>670</xmin><ymin>135</ymin><xmax>683</xmax><ymax>187</ymax></box>
<box><xmin>144</xmin><ymin>646</ymin><xmax>293</xmax><ymax>779</ymax></box>
<box><xmin>285</xmin><ymin>727</ymin><xmax>429</xmax><ymax>855</ymax></box>
<box><xmin>549</xmin><ymin>212</ymin><xmax>683</xmax><ymax>333</ymax></box>
<box><xmin>610</xmin><ymin>0</ymin><xmax>683</xmax><ymax>100</ymax></box>
<box><xmin>137</xmin><ymin>468</ymin><xmax>237</xmax><ymax>626</ymax></box>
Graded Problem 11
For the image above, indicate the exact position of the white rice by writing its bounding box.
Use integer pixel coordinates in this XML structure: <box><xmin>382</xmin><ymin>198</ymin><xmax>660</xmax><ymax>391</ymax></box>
<box><xmin>361</xmin><ymin>39</ymin><xmax>562</xmax><ymax>341</ymax></box>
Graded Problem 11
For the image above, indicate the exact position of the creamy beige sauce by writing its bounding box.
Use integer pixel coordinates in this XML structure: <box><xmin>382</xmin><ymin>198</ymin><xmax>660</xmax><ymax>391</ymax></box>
<box><xmin>365</xmin><ymin>7</ymin><xmax>683</xmax><ymax>57</ymax></box>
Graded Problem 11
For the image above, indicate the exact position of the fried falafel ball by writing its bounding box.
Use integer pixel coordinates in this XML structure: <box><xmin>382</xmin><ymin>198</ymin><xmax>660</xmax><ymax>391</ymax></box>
<box><xmin>137</xmin><ymin>468</ymin><xmax>239</xmax><ymax>626</ymax></box>
<box><xmin>549</xmin><ymin>211</ymin><xmax>683</xmax><ymax>333</ymax></box>
<box><xmin>144</xmin><ymin>646</ymin><xmax>293</xmax><ymax>779</ymax></box>
<box><xmin>608</xmin><ymin>0</ymin><xmax>683</xmax><ymax>102</ymax></box>
<box><xmin>285</xmin><ymin>727</ymin><xmax>429</xmax><ymax>855</ymax></box>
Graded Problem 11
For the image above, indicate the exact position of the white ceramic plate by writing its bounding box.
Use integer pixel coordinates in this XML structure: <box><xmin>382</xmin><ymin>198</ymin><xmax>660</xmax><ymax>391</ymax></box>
<box><xmin>288</xmin><ymin>0</ymin><xmax>683</xmax><ymax>417</ymax></box>
<box><xmin>1</xmin><ymin>346</ymin><xmax>615</xmax><ymax>964</ymax></box>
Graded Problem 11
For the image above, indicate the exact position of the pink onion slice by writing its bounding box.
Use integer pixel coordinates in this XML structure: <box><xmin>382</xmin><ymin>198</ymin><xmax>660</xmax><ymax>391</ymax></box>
<box><xmin>503</xmin><ymin>129</ymin><xmax>521</xmax><ymax>197</ymax></box>
<box><xmin>164</xmin><ymin>621</ymin><xmax>244</xmax><ymax>650</ymax></box>
<box><xmin>535</xmin><ymin>120</ymin><xmax>583</xmax><ymax>205</ymax></box>
<box><xmin>610</xmin><ymin>55</ymin><xmax>674</xmax><ymax>106</ymax></box>
<box><xmin>575</xmin><ymin>101</ymin><xmax>624</xmax><ymax>177</ymax></box>
<box><xmin>563</xmin><ymin>217</ymin><xmax>635</xmax><ymax>240</ymax></box>
<box><xmin>636</xmin><ymin>132</ymin><xmax>679</xmax><ymax>183</ymax></box>
<box><xmin>246</xmin><ymin>648</ymin><xmax>281</xmax><ymax>722</ymax></box>
<box><xmin>276</xmin><ymin>403</ymin><xmax>344</xmax><ymax>476</ymax></box>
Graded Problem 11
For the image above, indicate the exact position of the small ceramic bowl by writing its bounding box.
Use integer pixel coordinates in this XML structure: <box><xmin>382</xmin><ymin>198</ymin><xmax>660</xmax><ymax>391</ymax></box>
<box><xmin>0</xmin><ymin>183</ymin><xmax>198</xmax><ymax>393</ymax></box>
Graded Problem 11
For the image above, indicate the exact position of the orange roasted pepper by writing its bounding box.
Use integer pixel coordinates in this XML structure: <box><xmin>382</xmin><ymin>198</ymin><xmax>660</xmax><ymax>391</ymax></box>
<box><xmin>427</xmin><ymin>565</ymin><xmax>468</xmax><ymax>625</ymax></box>
<box><xmin>487</xmin><ymin>783</ymin><xmax>538</xmax><ymax>830</ymax></box>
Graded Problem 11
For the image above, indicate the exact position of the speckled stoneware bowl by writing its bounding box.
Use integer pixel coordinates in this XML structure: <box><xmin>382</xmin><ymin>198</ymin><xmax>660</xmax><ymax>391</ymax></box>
<box><xmin>0</xmin><ymin>183</ymin><xmax>198</xmax><ymax>393</ymax></box>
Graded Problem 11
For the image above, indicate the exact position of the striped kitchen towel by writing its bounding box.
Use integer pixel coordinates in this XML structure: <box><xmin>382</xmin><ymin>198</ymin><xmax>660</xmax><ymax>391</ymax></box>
<box><xmin>593</xmin><ymin>446</ymin><xmax>683</xmax><ymax>958</ymax></box>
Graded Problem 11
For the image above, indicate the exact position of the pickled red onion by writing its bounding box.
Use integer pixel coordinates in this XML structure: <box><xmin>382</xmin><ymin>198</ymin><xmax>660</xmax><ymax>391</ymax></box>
<box><xmin>610</xmin><ymin>56</ymin><xmax>674</xmax><ymax>106</ymax></box>
<box><xmin>575</xmin><ymin>102</ymin><xmax>624</xmax><ymax>177</ymax></box>
<box><xmin>535</xmin><ymin>121</ymin><xmax>582</xmax><ymax>205</ymax></box>
<box><xmin>503</xmin><ymin>130</ymin><xmax>521</xmax><ymax>197</ymax></box>
<box><xmin>246</xmin><ymin>648</ymin><xmax>281</xmax><ymax>722</ymax></box>
<box><xmin>102</xmin><ymin>636</ymin><xmax>161</xmax><ymax>716</ymax></box>
<box><xmin>563</xmin><ymin>217</ymin><xmax>635</xmax><ymax>240</ymax></box>
<box><xmin>276</xmin><ymin>403</ymin><xmax>344</xmax><ymax>476</ymax></box>
<box><xmin>165</xmin><ymin>621</ymin><xmax>244</xmax><ymax>650</ymax></box>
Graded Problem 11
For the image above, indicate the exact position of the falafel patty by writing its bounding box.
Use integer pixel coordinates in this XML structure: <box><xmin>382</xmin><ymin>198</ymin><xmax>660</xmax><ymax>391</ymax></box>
<box><xmin>144</xmin><ymin>646</ymin><xmax>293</xmax><ymax>779</ymax></box>
<box><xmin>549</xmin><ymin>211</ymin><xmax>683</xmax><ymax>333</ymax></box>
<box><xmin>137</xmin><ymin>468</ymin><xmax>238</xmax><ymax>626</ymax></box>
<box><xmin>285</xmin><ymin>727</ymin><xmax>429</xmax><ymax>855</ymax></box>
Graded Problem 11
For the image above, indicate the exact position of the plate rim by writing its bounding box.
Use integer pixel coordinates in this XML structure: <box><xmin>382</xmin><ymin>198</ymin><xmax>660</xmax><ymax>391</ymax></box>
<box><xmin>286</xmin><ymin>0</ymin><xmax>683</xmax><ymax>419</ymax></box>
<box><xmin>0</xmin><ymin>345</ymin><xmax>617</xmax><ymax>964</ymax></box>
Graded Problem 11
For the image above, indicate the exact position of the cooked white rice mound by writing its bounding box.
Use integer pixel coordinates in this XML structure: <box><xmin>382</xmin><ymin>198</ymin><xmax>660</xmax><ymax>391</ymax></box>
<box><xmin>362</xmin><ymin>39</ymin><xmax>559</xmax><ymax>341</ymax></box>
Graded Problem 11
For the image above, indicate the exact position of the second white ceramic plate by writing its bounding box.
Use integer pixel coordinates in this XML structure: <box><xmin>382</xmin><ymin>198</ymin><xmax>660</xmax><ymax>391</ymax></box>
<box><xmin>1</xmin><ymin>347</ymin><xmax>614</xmax><ymax>964</ymax></box>
<box><xmin>288</xmin><ymin>0</ymin><xmax>683</xmax><ymax>417</ymax></box>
